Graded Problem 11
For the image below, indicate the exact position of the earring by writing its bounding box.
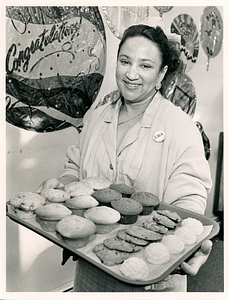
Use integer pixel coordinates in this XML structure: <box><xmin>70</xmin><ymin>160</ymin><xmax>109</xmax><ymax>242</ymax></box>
<box><xmin>156</xmin><ymin>81</ymin><xmax>161</xmax><ymax>90</ymax></box>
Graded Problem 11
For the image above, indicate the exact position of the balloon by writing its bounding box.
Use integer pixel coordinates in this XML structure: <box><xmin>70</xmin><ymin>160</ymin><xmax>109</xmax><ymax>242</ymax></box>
<box><xmin>5</xmin><ymin>6</ymin><xmax>106</xmax><ymax>132</ymax></box>
<box><xmin>102</xmin><ymin>6</ymin><xmax>150</xmax><ymax>39</ymax></box>
<box><xmin>154</xmin><ymin>6</ymin><xmax>173</xmax><ymax>18</ymax></box>
<box><xmin>200</xmin><ymin>6</ymin><xmax>223</xmax><ymax>71</ymax></box>
<box><xmin>171</xmin><ymin>14</ymin><xmax>199</xmax><ymax>73</ymax></box>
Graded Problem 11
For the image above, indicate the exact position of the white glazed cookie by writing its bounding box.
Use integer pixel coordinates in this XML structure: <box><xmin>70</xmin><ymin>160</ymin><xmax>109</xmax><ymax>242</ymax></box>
<box><xmin>181</xmin><ymin>217</ymin><xmax>204</xmax><ymax>235</ymax></box>
<box><xmin>162</xmin><ymin>234</ymin><xmax>185</xmax><ymax>254</ymax></box>
<box><xmin>144</xmin><ymin>242</ymin><xmax>170</xmax><ymax>264</ymax></box>
<box><xmin>120</xmin><ymin>257</ymin><xmax>149</xmax><ymax>279</ymax></box>
<box><xmin>174</xmin><ymin>226</ymin><xmax>197</xmax><ymax>245</ymax></box>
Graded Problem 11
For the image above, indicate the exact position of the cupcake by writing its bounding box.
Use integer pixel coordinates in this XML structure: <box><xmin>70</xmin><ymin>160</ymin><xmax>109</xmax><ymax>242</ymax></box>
<box><xmin>65</xmin><ymin>195</ymin><xmax>99</xmax><ymax>216</ymax></box>
<box><xmin>84</xmin><ymin>206</ymin><xmax>121</xmax><ymax>234</ymax></box>
<box><xmin>130</xmin><ymin>192</ymin><xmax>159</xmax><ymax>215</ymax></box>
<box><xmin>110</xmin><ymin>198</ymin><xmax>143</xmax><ymax>224</ymax></box>
<box><xmin>64</xmin><ymin>181</ymin><xmax>94</xmax><ymax>197</ymax></box>
<box><xmin>35</xmin><ymin>203</ymin><xmax>72</xmax><ymax>232</ymax></box>
<box><xmin>92</xmin><ymin>188</ymin><xmax>122</xmax><ymax>207</ymax></box>
<box><xmin>82</xmin><ymin>176</ymin><xmax>111</xmax><ymax>190</ymax></box>
<box><xmin>109</xmin><ymin>184</ymin><xmax>135</xmax><ymax>198</ymax></box>
<box><xmin>40</xmin><ymin>188</ymin><xmax>70</xmax><ymax>203</ymax></box>
<box><xmin>56</xmin><ymin>215</ymin><xmax>96</xmax><ymax>248</ymax></box>
<box><xmin>9</xmin><ymin>191</ymin><xmax>46</xmax><ymax>219</ymax></box>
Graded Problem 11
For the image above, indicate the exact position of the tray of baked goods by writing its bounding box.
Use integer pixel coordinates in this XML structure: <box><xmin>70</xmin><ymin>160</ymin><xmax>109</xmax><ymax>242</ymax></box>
<box><xmin>6</xmin><ymin>177</ymin><xmax>219</xmax><ymax>285</ymax></box>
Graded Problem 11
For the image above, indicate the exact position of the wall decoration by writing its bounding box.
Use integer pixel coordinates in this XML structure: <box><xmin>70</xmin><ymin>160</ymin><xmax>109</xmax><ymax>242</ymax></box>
<box><xmin>102</xmin><ymin>6</ymin><xmax>150</xmax><ymax>39</ymax></box>
<box><xmin>171</xmin><ymin>14</ymin><xmax>199</xmax><ymax>73</ymax></box>
<box><xmin>5</xmin><ymin>6</ymin><xmax>106</xmax><ymax>132</ymax></box>
<box><xmin>200</xmin><ymin>6</ymin><xmax>223</xmax><ymax>71</ymax></box>
<box><xmin>153</xmin><ymin>6</ymin><xmax>173</xmax><ymax>18</ymax></box>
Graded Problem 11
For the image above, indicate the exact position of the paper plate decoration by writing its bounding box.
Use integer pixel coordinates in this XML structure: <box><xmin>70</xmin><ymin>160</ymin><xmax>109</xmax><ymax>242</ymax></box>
<box><xmin>5</xmin><ymin>6</ymin><xmax>106</xmax><ymax>132</ymax></box>
<box><xmin>102</xmin><ymin>6</ymin><xmax>150</xmax><ymax>39</ymax></box>
<box><xmin>171</xmin><ymin>14</ymin><xmax>199</xmax><ymax>73</ymax></box>
<box><xmin>200</xmin><ymin>6</ymin><xmax>223</xmax><ymax>71</ymax></box>
<box><xmin>153</xmin><ymin>6</ymin><xmax>173</xmax><ymax>18</ymax></box>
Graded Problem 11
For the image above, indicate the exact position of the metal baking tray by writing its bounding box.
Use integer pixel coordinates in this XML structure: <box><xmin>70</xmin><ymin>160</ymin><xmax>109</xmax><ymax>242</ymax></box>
<box><xmin>6</xmin><ymin>202</ymin><xmax>219</xmax><ymax>285</ymax></box>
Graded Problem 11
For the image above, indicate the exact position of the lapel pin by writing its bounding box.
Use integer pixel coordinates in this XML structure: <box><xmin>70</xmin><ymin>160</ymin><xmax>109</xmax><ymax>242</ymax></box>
<box><xmin>153</xmin><ymin>131</ymin><xmax>165</xmax><ymax>142</ymax></box>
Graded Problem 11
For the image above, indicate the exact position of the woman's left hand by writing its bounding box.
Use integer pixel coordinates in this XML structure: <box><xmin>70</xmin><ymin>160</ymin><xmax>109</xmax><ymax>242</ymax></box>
<box><xmin>180</xmin><ymin>239</ymin><xmax>213</xmax><ymax>276</ymax></box>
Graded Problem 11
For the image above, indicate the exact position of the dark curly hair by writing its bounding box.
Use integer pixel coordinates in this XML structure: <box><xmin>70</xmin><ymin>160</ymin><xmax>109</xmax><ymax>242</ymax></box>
<box><xmin>117</xmin><ymin>24</ymin><xmax>182</xmax><ymax>85</ymax></box>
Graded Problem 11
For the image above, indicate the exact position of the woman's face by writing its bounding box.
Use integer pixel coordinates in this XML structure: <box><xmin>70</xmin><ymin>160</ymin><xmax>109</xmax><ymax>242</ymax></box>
<box><xmin>116</xmin><ymin>36</ymin><xmax>166</xmax><ymax>104</ymax></box>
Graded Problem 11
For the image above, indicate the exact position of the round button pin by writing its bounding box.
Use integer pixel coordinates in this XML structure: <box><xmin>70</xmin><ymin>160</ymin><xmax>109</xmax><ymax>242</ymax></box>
<box><xmin>153</xmin><ymin>131</ymin><xmax>165</xmax><ymax>142</ymax></box>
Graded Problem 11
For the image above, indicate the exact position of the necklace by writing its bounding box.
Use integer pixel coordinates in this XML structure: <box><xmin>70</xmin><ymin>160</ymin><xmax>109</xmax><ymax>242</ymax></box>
<box><xmin>118</xmin><ymin>111</ymin><xmax>144</xmax><ymax>125</ymax></box>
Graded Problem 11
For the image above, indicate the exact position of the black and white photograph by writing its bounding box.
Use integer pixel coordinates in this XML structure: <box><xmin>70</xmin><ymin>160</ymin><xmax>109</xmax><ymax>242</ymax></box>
<box><xmin>2</xmin><ymin>1</ymin><xmax>227</xmax><ymax>299</ymax></box>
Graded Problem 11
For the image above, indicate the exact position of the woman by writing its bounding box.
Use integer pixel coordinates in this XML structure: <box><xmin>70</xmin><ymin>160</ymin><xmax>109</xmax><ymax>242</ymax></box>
<box><xmin>37</xmin><ymin>25</ymin><xmax>212</xmax><ymax>292</ymax></box>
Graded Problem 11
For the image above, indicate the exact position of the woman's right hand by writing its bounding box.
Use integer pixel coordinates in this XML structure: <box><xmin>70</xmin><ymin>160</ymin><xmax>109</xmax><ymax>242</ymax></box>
<box><xmin>35</xmin><ymin>178</ymin><xmax>64</xmax><ymax>193</ymax></box>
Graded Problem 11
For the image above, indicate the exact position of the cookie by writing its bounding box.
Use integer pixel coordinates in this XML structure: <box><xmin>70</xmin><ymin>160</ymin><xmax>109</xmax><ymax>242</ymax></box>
<box><xmin>140</xmin><ymin>219</ymin><xmax>168</xmax><ymax>234</ymax></box>
<box><xmin>92</xmin><ymin>243</ymin><xmax>131</xmax><ymax>266</ymax></box>
<box><xmin>126</xmin><ymin>225</ymin><xmax>162</xmax><ymax>241</ymax></box>
<box><xmin>156</xmin><ymin>210</ymin><xmax>182</xmax><ymax>223</ymax></box>
<box><xmin>103</xmin><ymin>237</ymin><xmax>134</xmax><ymax>253</ymax></box>
<box><xmin>117</xmin><ymin>229</ymin><xmax>149</xmax><ymax>246</ymax></box>
<box><xmin>162</xmin><ymin>234</ymin><xmax>185</xmax><ymax>254</ymax></box>
<box><xmin>152</xmin><ymin>211</ymin><xmax>177</xmax><ymax>229</ymax></box>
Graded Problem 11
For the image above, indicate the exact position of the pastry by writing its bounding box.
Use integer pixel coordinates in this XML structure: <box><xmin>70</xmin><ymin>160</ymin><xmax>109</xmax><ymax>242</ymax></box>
<box><xmin>156</xmin><ymin>210</ymin><xmax>182</xmax><ymax>223</ymax></box>
<box><xmin>103</xmin><ymin>237</ymin><xmax>134</xmax><ymax>253</ymax></box>
<box><xmin>109</xmin><ymin>183</ymin><xmax>135</xmax><ymax>197</ymax></box>
<box><xmin>126</xmin><ymin>225</ymin><xmax>162</xmax><ymax>241</ymax></box>
<box><xmin>40</xmin><ymin>188</ymin><xmax>70</xmax><ymax>203</ymax></box>
<box><xmin>162</xmin><ymin>234</ymin><xmax>185</xmax><ymax>254</ymax></box>
<box><xmin>144</xmin><ymin>242</ymin><xmax>170</xmax><ymax>264</ymax></box>
<box><xmin>174</xmin><ymin>227</ymin><xmax>197</xmax><ymax>245</ymax></box>
<box><xmin>140</xmin><ymin>219</ymin><xmax>168</xmax><ymax>234</ymax></box>
<box><xmin>82</xmin><ymin>176</ymin><xmax>111</xmax><ymax>190</ymax></box>
<box><xmin>152</xmin><ymin>211</ymin><xmax>177</xmax><ymax>229</ymax></box>
<box><xmin>130</xmin><ymin>191</ymin><xmax>159</xmax><ymax>215</ymax></box>
<box><xmin>64</xmin><ymin>181</ymin><xmax>94</xmax><ymax>197</ymax></box>
<box><xmin>117</xmin><ymin>229</ymin><xmax>150</xmax><ymax>246</ymax></box>
<box><xmin>65</xmin><ymin>195</ymin><xmax>99</xmax><ymax>216</ymax></box>
<box><xmin>120</xmin><ymin>257</ymin><xmax>149</xmax><ymax>279</ymax></box>
<box><xmin>181</xmin><ymin>217</ymin><xmax>204</xmax><ymax>235</ymax></box>
<box><xmin>92</xmin><ymin>188</ymin><xmax>122</xmax><ymax>206</ymax></box>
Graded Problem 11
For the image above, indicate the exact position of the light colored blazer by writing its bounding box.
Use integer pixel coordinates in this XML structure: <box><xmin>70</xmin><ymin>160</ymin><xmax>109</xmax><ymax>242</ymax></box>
<box><xmin>62</xmin><ymin>91</ymin><xmax>212</xmax><ymax>214</ymax></box>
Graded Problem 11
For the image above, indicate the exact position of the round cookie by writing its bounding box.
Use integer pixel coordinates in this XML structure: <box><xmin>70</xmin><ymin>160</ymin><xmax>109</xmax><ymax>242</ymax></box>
<box><xmin>175</xmin><ymin>226</ymin><xmax>197</xmax><ymax>245</ymax></box>
<box><xmin>130</xmin><ymin>192</ymin><xmax>159</xmax><ymax>215</ymax></box>
<box><xmin>111</xmin><ymin>198</ymin><xmax>143</xmax><ymax>224</ymax></box>
<box><xmin>120</xmin><ymin>257</ymin><xmax>149</xmax><ymax>280</ymax></box>
<box><xmin>162</xmin><ymin>234</ymin><xmax>185</xmax><ymax>254</ymax></box>
<box><xmin>181</xmin><ymin>217</ymin><xmax>204</xmax><ymax>235</ymax></box>
<box><xmin>144</xmin><ymin>242</ymin><xmax>170</xmax><ymax>264</ymax></box>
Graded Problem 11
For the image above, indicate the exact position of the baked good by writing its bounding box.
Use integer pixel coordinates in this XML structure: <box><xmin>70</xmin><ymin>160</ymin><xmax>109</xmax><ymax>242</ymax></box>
<box><xmin>126</xmin><ymin>225</ymin><xmax>162</xmax><ymax>241</ymax></box>
<box><xmin>110</xmin><ymin>198</ymin><xmax>143</xmax><ymax>224</ymax></box>
<box><xmin>35</xmin><ymin>203</ymin><xmax>72</xmax><ymax>232</ymax></box>
<box><xmin>140</xmin><ymin>219</ymin><xmax>168</xmax><ymax>234</ymax></box>
<box><xmin>144</xmin><ymin>243</ymin><xmax>170</xmax><ymax>264</ymax></box>
<box><xmin>162</xmin><ymin>234</ymin><xmax>185</xmax><ymax>254</ymax></box>
<box><xmin>84</xmin><ymin>206</ymin><xmax>121</xmax><ymax>234</ymax></box>
<box><xmin>117</xmin><ymin>229</ymin><xmax>149</xmax><ymax>246</ymax></box>
<box><xmin>92</xmin><ymin>188</ymin><xmax>122</xmax><ymax>206</ymax></box>
<box><xmin>56</xmin><ymin>215</ymin><xmax>96</xmax><ymax>248</ymax></box>
<box><xmin>103</xmin><ymin>237</ymin><xmax>134</xmax><ymax>253</ymax></box>
<box><xmin>174</xmin><ymin>227</ymin><xmax>197</xmax><ymax>245</ymax></box>
<box><xmin>152</xmin><ymin>211</ymin><xmax>177</xmax><ymax>229</ymax></box>
<box><xmin>82</xmin><ymin>176</ymin><xmax>111</xmax><ymax>190</ymax></box>
<box><xmin>181</xmin><ymin>217</ymin><xmax>204</xmax><ymax>235</ymax></box>
<box><xmin>92</xmin><ymin>243</ymin><xmax>131</xmax><ymax>266</ymax></box>
<box><xmin>156</xmin><ymin>210</ymin><xmax>182</xmax><ymax>223</ymax></box>
<box><xmin>130</xmin><ymin>192</ymin><xmax>159</xmax><ymax>215</ymax></box>
<box><xmin>119</xmin><ymin>257</ymin><xmax>149</xmax><ymax>280</ymax></box>
<box><xmin>64</xmin><ymin>182</ymin><xmax>94</xmax><ymax>197</ymax></box>
<box><xmin>40</xmin><ymin>188</ymin><xmax>70</xmax><ymax>203</ymax></box>
<box><xmin>9</xmin><ymin>191</ymin><xmax>46</xmax><ymax>219</ymax></box>
<box><xmin>65</xmin><ymin>195</ymin><xmax>99</xmax><ymax>216</ymax></box>
<box><xmin>109</xmin><ymin>183</ymin><xmax>135</xmax><ymax>197</ymax></box>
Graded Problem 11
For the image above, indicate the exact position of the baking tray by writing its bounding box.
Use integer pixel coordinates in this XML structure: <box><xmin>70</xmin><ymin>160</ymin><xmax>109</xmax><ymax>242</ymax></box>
<box><xmin>6</xmin><ymin>202</ymin><xmax>219</xmax><ymax>285</ymax></box>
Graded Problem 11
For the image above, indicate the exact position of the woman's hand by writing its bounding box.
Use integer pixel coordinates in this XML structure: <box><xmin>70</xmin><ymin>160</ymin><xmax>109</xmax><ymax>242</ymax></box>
<box><xmin>180</xmin><ymin>239</ymin><xmax>213</xmax><ymax>276</ymax></box>
<box><xmin>35</xmin><ymin>175</ymin><xmax>78</xmax><ymax>193</ymax></box>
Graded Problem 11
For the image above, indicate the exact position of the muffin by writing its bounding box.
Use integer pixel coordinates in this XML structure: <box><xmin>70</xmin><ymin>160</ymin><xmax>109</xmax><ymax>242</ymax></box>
<box><xmin>40</xmin><ymin>188</ymin><xmax>70</xmax><ymax>203</ymax></box>
<box><xmin>92</xmin><ymin>188</ymin><xmax>122</xmax><ymax>207</ymax></box>
<box><xmin>130</xmin><ymin>192</ymin><xmax>159</xmax><ymax>215</ymax></box>
<box><xmin>35</xmin><ymin>203</ymin><xmax>72</xmax><ymax>232</ymax></box>
<box><xmin>110</xmin><ymin>198</ymin><xmax>143</xmax><ymax>224</ymax></box>
<box><xmin>9</xmin><ymin>191</ymin><xmax>46</xmax><ymax>219</ymax></box>
<box><xmin>56</xmin><ymin>215</ymin><xmax>96</xmax><ymax>248</ymax></box>
<box><xmin>144</xmin><ymin>242</ymin><xmax>170</xmax><ymax>264</ymax></box>
<box><xmin>65</xmin><ymin>195</ymin><xmax>99</xmax><ymax>216</ymax></box>
<box><xmin>82</xmin><ymin>176</ymin><xmax>111</xmax><ymax>190</ymax></box>
<box><xmin>120</xmin><ymin>257</ymin><xmax>149</xmax><ymax>280</ymax></box>
<box><xmin>64</xmin><ymin>181</ymin><xmax>94</xmax><ymax>197</ymax></box>
<box><xmin>109</xmin><ymin>184</ymin><xmax>135</xmax><ymax>198</ymax></box>
<box><xmin>84</xmin><ymin>206</ymin><xmax>121</xmax><ymax>234</ymax></box>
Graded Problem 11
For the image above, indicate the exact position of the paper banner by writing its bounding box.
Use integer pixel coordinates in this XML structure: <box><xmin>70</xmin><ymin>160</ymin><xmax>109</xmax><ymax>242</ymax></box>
<box><xmin>171</xmin><ymin>14</ymin><xmax>199</xmax><ymax>73</ymax></box>
<box><xmin>200</xmin><ymin>6</ymin><xmax>223</xmax><ymax>71</ymax></box>
<box><xmin>5</xmin><ymin>6</ymin><xmax>106</xmax><ymax>132</ymax></box>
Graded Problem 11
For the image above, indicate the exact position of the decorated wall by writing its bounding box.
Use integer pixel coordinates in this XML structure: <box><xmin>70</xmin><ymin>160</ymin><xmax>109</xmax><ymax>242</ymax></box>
<box><xmin>6</xmin><ymin>5</ymin><xmax>224</xmax><ymax>292</ymax></box>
